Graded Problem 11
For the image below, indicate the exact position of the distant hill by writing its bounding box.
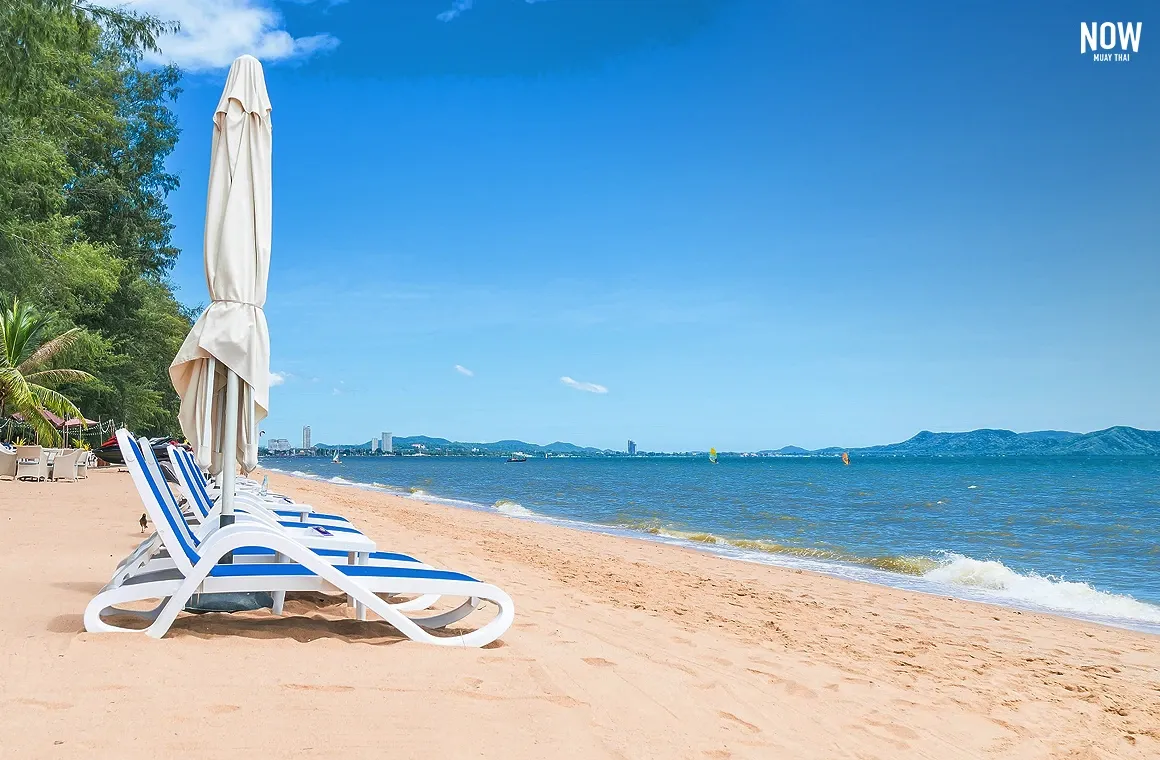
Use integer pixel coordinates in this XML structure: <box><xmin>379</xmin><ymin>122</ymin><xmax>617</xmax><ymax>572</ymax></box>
<box><xmin>314</xmin><ymin>435</ymin><xmax>606</xmax><ymax>455</ymax></box>
<box><xmin>306</xmin><ymin>426</ymin><xmax>1160</xmax><ymax>457</ymax></box>
<box><xmin>757</xmin><ymin>445</ymin><xmax>810</xmax><ymax>455</ymax></box>
<box><xmin>842</xmin><ymin>427</ymin><xmax>1160</xmax><ymax>457</ymax></box>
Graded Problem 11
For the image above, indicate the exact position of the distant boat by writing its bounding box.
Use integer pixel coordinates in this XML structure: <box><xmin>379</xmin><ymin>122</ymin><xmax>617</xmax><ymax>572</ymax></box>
<box><xmin>507</xmin><ymin>453</ymin><xmax>528</xmax><ymax>463</ymax></box>
<box><xmin>709</xmin><ymin>447</ymin><xmax>718</xmax><ymax>464</ymax></box>
<box><xmin>332</xmin><ymin>451</ymin><xmax>341</xmax><ymax>464</ymax></box>
<box><xmin>842</xmin><ymin>451</ymin><xmax>850</xmax><ymax>466</ymax></box>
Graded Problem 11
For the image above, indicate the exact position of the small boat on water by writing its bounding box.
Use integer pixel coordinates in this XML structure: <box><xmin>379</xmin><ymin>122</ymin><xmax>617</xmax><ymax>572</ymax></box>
<box><xmin>332</xmin><ymin>451</ymin><xmax>341</xmax><ymax>464</ymax></box>
<box><xmin>709</xmin><ymin>447</ymin><xmax>718</xmax><ymax>464</ymax></box>
<box><xmin>507</xmin><ymin>453</ymin><xmax>528</xmax><ymax>463</ymax></box>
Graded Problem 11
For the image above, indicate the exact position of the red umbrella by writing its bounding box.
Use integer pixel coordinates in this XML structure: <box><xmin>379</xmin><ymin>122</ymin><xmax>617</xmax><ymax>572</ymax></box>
<box><xmin>11</xmin><ymin>409</ymin><xmax>66</xmax><ymax>428</ymax></box>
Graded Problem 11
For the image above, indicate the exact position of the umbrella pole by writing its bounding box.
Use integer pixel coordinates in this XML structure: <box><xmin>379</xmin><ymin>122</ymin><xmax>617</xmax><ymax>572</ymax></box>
<box><xmin>218</xmin><ymin>369</ymin><xmax>239</xmax><ymax>563</ymax></box>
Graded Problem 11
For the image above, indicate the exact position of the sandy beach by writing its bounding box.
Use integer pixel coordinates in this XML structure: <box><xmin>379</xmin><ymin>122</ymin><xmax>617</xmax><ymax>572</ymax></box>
<box><xmin>1</xmin><ymin>468</ymin><xmax>1158</xmax><ymax>759</ymax></box>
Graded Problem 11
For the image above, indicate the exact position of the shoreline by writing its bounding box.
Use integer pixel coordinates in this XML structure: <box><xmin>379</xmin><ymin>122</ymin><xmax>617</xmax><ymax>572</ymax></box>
<box><xmin>3</xmin><ymin>469</ymin><xmax>1159</xmax><ymax>757</ymax></box>
<box><xmin>261</xmin><ymin>463</ymin><xmax>1160</xmax><ymax>636</ymax></box>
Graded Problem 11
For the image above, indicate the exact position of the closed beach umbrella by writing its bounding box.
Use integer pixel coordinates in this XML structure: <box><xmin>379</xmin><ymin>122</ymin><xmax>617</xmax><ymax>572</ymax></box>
<box><xmin>170</xmin><ymin>55</ymin><xmax>272</xmax><ymax>531</ymax></box>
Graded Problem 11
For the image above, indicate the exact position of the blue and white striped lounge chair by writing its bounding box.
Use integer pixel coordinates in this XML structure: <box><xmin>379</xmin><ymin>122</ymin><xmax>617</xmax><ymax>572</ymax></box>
<box><xmin>169</xmin><ymin>444</ymin><xmax>345</xmax><ymax>525</ymax></box>
<box><xmin>86</xmin><ymin>431</ymin><xmax>514</xmax><ymax>646</ymax></box>
<box><xmin>121</xmin><ymin>432</ymin><xmax>449</xmax><ymax>617</ymax></box>
<box><xmin>167</xmin><ymin>444</ymin><xmax>358</xmax><ymax>532</ymax></box>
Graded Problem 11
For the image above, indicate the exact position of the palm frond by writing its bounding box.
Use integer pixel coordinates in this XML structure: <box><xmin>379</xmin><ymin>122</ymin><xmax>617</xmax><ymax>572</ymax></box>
<box><xmin>23</xmin><ymin>368</ymin><xmax>95</xmax><ymax>385</ymax></box>
<box><xmin>17</xmin><ymin>326</ymin><xmax>85</xmax><ymax>374</ymax></box>
<box><xmin>23</xmin><ymin>411</ymin><xmax>60</xmax><ymax>447</ymax></box>
<box><xmin>0</xmin><ymin>365</ymin><xmax>34</xmax><ymax>410</ymax></box>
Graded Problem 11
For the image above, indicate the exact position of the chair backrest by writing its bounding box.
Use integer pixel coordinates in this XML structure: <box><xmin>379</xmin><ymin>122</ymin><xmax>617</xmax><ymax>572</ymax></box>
<box><xmin>115</xmin><ymin>429</ymin><xmax>201</xmax><ymax>574</ymax></box>
<box><xmin>0</xmin><ymin>449</ymin><xmax>15</xmax><ymax>477</ymax></box>
<box><xmin>15</xmin><ymin>446</ymin><xmax>42</xmax><ymax>462</ymax></box>
<box><xmin>53</xmin><ymin>450</ymin><xmax>79</xmax><ymax>477</ymax></box>
<box><xmin>166</xmin><ymin>445</ymin><xmax>215</xmax><ymax>519</ymax></box>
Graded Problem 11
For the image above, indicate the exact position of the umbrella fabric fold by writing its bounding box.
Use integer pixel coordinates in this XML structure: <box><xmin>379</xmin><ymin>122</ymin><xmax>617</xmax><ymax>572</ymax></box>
<box><xmin>170</xmin><ymin>55</ymin><xmax>272</xmax><ymax>474</ymax></box>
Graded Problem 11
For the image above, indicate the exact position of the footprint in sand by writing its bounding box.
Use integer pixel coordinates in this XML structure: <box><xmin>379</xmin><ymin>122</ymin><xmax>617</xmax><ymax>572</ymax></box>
<box><xmin>718</xmin><ymin>711</ymin><xmax>761</xmax><ymax>734</ymax></box>
<box><xmin>207</xmin><ymin>704</ymin><xmax>241</xmax><ymax>714</ymax></box>
<box><xmin>582</xmin><ymin>657</ymin><xmax>615</xmax><ymax>667</ymax></box>
<box><xmin>16</xmin><ymin>698</ymin><xmax>72</xmax><ymax>711</ymax></box>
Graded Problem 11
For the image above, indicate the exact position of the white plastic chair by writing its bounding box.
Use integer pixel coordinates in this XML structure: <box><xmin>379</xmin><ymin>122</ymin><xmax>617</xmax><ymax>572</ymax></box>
<box><xmin>51</xmin><ymin>449</ymin><xmax>81</xmax><ymax>482</ymax></box>
<box><xmin>0</xmin><ymin>448</ymin><xmax>15</xmax><ymax>480</ymax></box>
<box><xmin>15</xmin><ymin>446</ymin><xmax>48</xmax><ymax>481</ymax></box>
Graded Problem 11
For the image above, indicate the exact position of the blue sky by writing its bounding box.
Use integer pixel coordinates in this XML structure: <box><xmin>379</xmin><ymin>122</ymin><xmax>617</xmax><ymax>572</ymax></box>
<box><xmin>142</xmin><ymin>0</ymin><xmax>1157</xmax><ymax>451</ymax></box>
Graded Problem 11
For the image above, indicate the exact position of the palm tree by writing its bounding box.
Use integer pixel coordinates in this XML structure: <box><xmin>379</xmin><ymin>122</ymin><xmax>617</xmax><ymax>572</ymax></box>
<box><xmin>0</xmin><ymin>298</ymin><xmax>94</xmax><ymax>445</ymax></box>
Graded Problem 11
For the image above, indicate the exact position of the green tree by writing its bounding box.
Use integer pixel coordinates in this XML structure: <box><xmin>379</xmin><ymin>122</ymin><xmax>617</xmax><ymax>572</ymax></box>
<box><xmin>0</xmin><ymin>298</ymin><xmax>94</xmax><ymax>445</ymax></box>
<box><xmin>0</xmin><ymin>0</ymin><xmax>191</xmax><ymax>437</ymax></box>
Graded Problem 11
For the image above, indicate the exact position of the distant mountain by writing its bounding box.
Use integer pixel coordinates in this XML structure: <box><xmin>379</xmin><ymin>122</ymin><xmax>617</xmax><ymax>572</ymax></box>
<box><xmin>757</xmin><ymin>445</ymin><xmax>810</xmax><ymax>455</ymax></box>
<box><xmin>841</xmin><ymin>427</ymin><xmax>1160</xmax><ymax>457</ymax></box>
<box><xmin>313</xmin><ymin>435</ymin><xmax>606</xmax><ymax>455</ymax></box>
<box><xmin>304</xmin><ymin>426</ymin><xmax>1160</xmax><ymax>458</ymax></box>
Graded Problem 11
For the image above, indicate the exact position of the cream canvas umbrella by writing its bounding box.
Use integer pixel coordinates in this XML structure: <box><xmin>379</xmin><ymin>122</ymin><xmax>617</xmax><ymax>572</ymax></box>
<box><xmin>170</xmin><ymin>55</ymin><xmax>272</xmax><ymax>533</ymax></box>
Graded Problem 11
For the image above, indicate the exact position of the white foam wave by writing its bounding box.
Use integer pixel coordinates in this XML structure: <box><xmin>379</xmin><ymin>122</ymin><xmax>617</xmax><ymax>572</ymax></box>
<box><xmin>923</xmin><ymin>554</ymin><xmax>1160</xmax><ymax>624</ymax></box>
<box><xmin>329</xmin><ymin>476</ymin><xmax>352</xmax><ymax>484</ymax></box>
<box><xmin>493</xmin><ymin>499</ymin><xmax>536</xmax><ymax>518</ymax></box>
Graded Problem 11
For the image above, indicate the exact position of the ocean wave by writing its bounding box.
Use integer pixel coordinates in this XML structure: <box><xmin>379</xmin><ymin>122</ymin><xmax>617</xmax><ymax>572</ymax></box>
<box><xmin>408</xmin><ymin>487</ymin><xmax>428</xmax><ymax>497</ymax></box>
<box><xmin>493</xmin><ymin>499</ymin><xmax>536</xmax><ymax>518</ymax></box>
<box><xmin>923</xmin><ymin>554</ymin><xmax>1160</xmax><ymax>624</ymax></box>
<box><xmin>621</xmin><ymin>521</ymin><xmax>938</xmax><ymax>576</ymax></box>
<box><xmin>329</xmin><ymin>476</ymin><xmax>352</xmax><ymax>484</ymax></box>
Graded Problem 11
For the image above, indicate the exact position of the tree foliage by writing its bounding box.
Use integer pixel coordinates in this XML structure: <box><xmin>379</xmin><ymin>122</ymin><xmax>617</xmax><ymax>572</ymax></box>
<box><xmin>0</xmin><ymin>0</ymin><xmax>190</xmax><ymax>437</ymax></box>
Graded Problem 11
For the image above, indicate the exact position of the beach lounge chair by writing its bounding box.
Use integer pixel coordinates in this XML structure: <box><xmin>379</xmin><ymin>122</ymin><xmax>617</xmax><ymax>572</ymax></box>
<box><xmin>168</xmin><ymin>445</ymin><xmax>351</xmax><ymax>527</ymax></box>
<box><xmin>51</xmin><ymin>449</ymin><xmax>81</xmax><ymax>481</ymax></box>
<box><xmin>85</xmin><ymin>431</ymin><xmax>513</xmax><ymax>646</ymax></box>
<box><xmin>76</xmin><ymin>453</ymin><xmax>89</xmax><ymax>479</ymax></box>
<box><xmin>15</xmin><ymin>446</ymin><xmax>48</xmax><ymax>481</ymax></box>
<box><xmin>167</xmin><ymin>447</ymin><xmax>362</xmax><ymax>540</ymax></box>
<box><xmin>131</xmin><ymin>439</ymin><xmax>377</xmax><ymax>557</ymax></box>
<box><xmin>114</xmin><ymin>435</ymin><xmax>447</xmax><ymax>619</ymax></box>
<box><xmin>0</xmin><ymin>447</ymin><xmax>15</xmax><ymax>480</ymax></box>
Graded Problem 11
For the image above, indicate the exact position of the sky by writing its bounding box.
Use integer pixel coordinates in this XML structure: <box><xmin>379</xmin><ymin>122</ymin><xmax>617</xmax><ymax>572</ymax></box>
<box><xmin>123</xmin><ymin>0</ymin><xmax>1157</xmax><ymax>451</ymax></box>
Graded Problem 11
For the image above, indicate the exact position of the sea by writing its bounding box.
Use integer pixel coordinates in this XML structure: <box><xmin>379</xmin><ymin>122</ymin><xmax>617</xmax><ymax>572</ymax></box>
<box><xmin>261</xmin><ymin>454</ymin><xmax>1160</xmax><ymax>634</ymax></box>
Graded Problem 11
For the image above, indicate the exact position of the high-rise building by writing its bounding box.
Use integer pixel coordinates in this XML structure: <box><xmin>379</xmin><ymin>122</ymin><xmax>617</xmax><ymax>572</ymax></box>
<box><xmin>268</xmin><ymin>438</ymin><xmax>291</xmax><ymax>453</ymax></box>
<box><xmin>382</xmin><ymin>431</ymin><xmax>393</xmax><ymax>453</ymax></box>
<box><xmin>370</xmin><ymin>438</ymin><xmax>379</xmax><ymax>453</ymax></box>
<box><xmin>302</xmin><ymin>425</ymin><xmax>312</xmax><ymax>450</ymax></box>
<box><xmin>627</xmin><ymin>439</ymin><xmax>637</xmax><ymax>456</ymax></box>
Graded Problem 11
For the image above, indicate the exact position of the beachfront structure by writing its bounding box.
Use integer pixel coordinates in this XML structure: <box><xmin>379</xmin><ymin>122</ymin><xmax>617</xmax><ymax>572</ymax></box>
<box><xmin>370</xmin><ymin>438</ymin><xmax>379</xmax><ymax>453</ymax></box>
<box><xmin>382</xmin><ymin>432</ymin><xmax>393</xmax><ymax>453</ymax></box>
<box><xmin>627</xmin><ymin>439</ymin><xmax>637</xmax><ymax>456</ymax></box>
<box><xmin>268</xmin><ymin>438</ymin><xmax>291</xmax><ymax>453</ymax></box>
<box><xmin>302</xmin><ymin>425</ymin><xmax>311</xmax><ymax>449</ymax></box>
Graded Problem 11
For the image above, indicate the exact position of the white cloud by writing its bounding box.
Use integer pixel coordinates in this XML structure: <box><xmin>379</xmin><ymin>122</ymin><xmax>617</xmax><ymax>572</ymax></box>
<box><xmin>269</xmin><ymin>370</ymin><xmax>288</xmax><ymax>386</ymax></box>
<box><xmin>332</xmin><ymin>387</ymin><xmax>342</xmax><ymax>396</ymax></box>
<box><xmin>454</xmin><ymin>364</ymin><xmax>475</xmax><ymax>377</ymax></box>
<box><xmin>95</xmin><ymin>0</ymin><xmax>339</xmax><ymax>71</ymax></box>
<box><xmin>560</xmin><ymin>376</ymin><xmax>608</xmax><ymax>394</ymax></box>
<box><xmin>437</xmin><ymin>0</ymin><xmax>474</xmax><ymax>22</ymax></box>
<box><xmin>438</xmin><ymin>0</ymin><xmax>552</xmax><ymax>22</ymax></box>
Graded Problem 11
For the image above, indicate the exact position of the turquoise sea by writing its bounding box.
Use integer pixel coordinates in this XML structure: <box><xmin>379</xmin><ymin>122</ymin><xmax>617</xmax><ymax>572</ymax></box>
<box><xmin>262</xmin><ymin>455</ymin><xmax>1160</xmax><ymax>633</ymax></box>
